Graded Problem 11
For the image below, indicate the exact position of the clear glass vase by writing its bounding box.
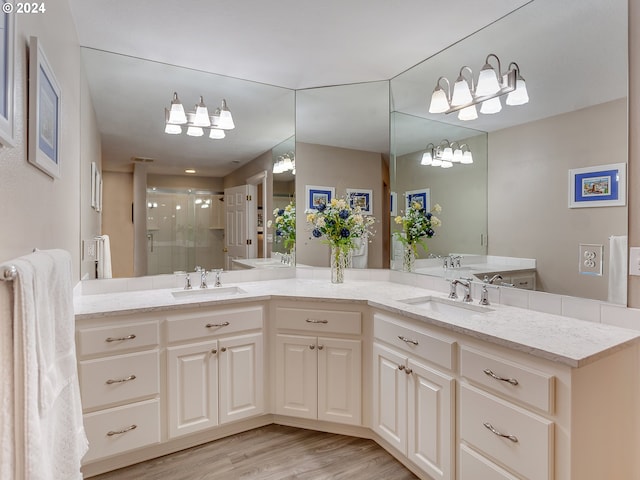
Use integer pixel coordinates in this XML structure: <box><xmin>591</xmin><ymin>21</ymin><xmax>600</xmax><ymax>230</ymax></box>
<box><xmin>330</xmin><ymin>245</ymin><xmax>352</xmax><ymax>284</ymax></box>
<box><xmin>287</xmin><ymin>244</ymin><xmax>296</xmax><ymax>266</ymax></box>
<box><xmin>402</xmin><ymin>244</ymin><xmax>415</xmax><ymax>272</ymax></box>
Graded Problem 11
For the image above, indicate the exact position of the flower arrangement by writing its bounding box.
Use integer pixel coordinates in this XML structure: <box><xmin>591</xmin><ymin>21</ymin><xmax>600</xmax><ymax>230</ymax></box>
<box><xmin>393</xmin><ymin>201</ymin><xmax>442</xmax><ymax>255</ymax></box>
<box><xmin>267</xmin><ymin>202</ymin><xmax>296</xmax><ymax>252</ymax></box>
<box><xmin>305</xmin><ymin>197</ymin><xmax>375</xmax><ymax>250</ymax></box>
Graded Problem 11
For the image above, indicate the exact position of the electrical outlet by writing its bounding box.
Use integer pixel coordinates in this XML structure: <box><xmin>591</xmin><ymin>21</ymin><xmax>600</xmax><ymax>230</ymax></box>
<box><xmin>83</xmin><ymin>239</ymin><xmax>97</xmax><ymax>260</ymax></box>
<box><xmin>579</xmin><ymin>244</ymin><xmax>603</xmax><ymax>276</ymax></box>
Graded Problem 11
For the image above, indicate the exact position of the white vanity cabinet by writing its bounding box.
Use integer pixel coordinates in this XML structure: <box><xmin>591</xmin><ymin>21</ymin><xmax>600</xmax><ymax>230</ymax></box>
<box><xmin>166</xmin><ymin>305</ymin><xmax>265</xmax><ymax>438</ymax></box>
<box><xmin>273</xmin><ymin>302</ymin><xmax>363</xmax><ymax>426</ymax></box>
<box><xmin>76</xmin><ymin>318</ymin><xmax>162</xmax><ymax>463</ymax></box>
<box><xmin>372</xmin><ymin>312</ymin><xmax>456</xmax><ymax>480</ymax></box>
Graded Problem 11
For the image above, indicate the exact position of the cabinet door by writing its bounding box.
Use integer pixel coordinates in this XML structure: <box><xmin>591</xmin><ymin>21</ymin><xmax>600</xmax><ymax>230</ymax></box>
<box><xmin>372</xmin><ymin>343</ymin><xmax>408</xmax><ymax>453</ymax></box>
<box><xmin>407</xmin><ymin>359</ymin><xmax>455</xmax><ymax>480</ymax></box>
<box><xmin>219</xmin><ymin>332</ymin><xmax>264</xmax><ymax>424</ymax></box>
<box><xmin>167</xmin><ymin>340</ymin><xmax>218</xmax><ymax>438</ymax></box>
<box><xmin>275</xmin><ymin>334</ymin><xmax>317</xmax><ymax>419</ymax></box>
<box><xmin>317</xmin><ymin>337</ymin><xmax>361</xmax><ymax>425</ymax></box>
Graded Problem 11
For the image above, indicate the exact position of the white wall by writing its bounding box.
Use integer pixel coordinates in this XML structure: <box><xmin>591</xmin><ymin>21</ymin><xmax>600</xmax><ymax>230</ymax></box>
<box><xmin>0</xmin><ymin>2</ymin><xmax>98</xmax><ymax>283</ymax></box>
<box><xmin>488</xmin><ymin>98</ymin><xmax>627</xmax><ymax>301</ymax></box>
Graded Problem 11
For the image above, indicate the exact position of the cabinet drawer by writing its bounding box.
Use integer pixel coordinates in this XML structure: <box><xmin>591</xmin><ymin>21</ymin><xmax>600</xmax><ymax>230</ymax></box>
<box><xmin>460</xmin><ymin>384</ymin><xmax>553</xmax><ymax>480</ymax></box>
<box><xmin>373</xmin><ymin>313</ymin><xmax>456</xmax><ymax>370</ymax></box>
<box><xmin>77</xmin><ymin>320</ymin><xmax>159</xmax><ymax>358</ymax></box>
<box><xmin>166</xmin><ymin>305</ymin><xmax>263</xmax><ymax>343</ymax></box>
<box><xmin>276</xmin><ymin>306</ymin><xmax>361</xmax><ymax>335</ymax></box>
<box><xmin>460</xmin><ymin>346</ymin><xmax>554</xmax><ymax>413</ymax></box>
<box><xmin>79</xmin><ymin>350</ymin><xmax>159</xmax><ymax>410</ymax></box>
<box><xmin>459</xmin><ymin>444</ymin><xmax>520</xmax><ymax>480</ymax></box>
<box><xmin>83</xmin><ymin>399</ymin><xmax>161</xmax><ymax>463</ymax></box>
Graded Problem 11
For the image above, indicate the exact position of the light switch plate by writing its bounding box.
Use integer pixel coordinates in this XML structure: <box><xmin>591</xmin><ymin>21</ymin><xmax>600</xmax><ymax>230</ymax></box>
<box><xmin>579</xmin><ymin>243</ymin><xmax>602</xmax><ymax>276</ymax></box>
<box><xmin>629</xmin><ymin>247</ymin><xmax>640</xmax><ymax>276</ymax></box>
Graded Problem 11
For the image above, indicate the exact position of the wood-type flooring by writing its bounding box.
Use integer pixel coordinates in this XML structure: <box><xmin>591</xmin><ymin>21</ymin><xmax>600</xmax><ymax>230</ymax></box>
<box><xmin>88</xmin><ymin>424</ymin><xmax>418</xmax><ymax>480</ymax></box>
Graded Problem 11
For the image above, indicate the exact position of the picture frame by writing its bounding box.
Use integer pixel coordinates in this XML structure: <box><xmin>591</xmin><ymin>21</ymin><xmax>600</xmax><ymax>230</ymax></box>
<box><xmin>405</xmin><ymin>188</ymin><xmax>430</xmax><ymax>212</ymax></box>
<box><xmin>91</xmin><ymin>162</ymin><xmax>97</xmax><ymax>209</ymax></box>
<box><xmin>305</xmin><ymin>185</ymin><xmax>335</xmax><ymax>210</ymax></box>
<box><xmin>0</xmin><ymin>4</ymin><xmax>15</xmax><ymax>147</ymax></box>
<box><xmin>390</xmin><ymin>192</ymin><xmax>397</xmax><ymax>217</ymax></box>
<box><xmin>568</xmin><ymin>163</ymin><xmax>626</xmax><ymax>208</ymax></box>
<box><xmin>346</xmin><ymin>188</ymin><xmax>373</xmax><ymax>215</ymax></box>
<box><xmin>28</xmin><ymin>36</ymin><xmax>61</xmax><ymax>179</ymax></box>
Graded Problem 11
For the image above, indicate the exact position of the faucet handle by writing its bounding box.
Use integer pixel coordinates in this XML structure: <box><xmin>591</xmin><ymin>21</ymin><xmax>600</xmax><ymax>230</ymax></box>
<box><xmin>211</xmin><ymin>268</ymin><xmax>223</xmax><ymax>287</ymax></box>
<box><xmin>479</xmin><ymin>285</ymin><xmax>490</xmax><ymax>305</ymax></box>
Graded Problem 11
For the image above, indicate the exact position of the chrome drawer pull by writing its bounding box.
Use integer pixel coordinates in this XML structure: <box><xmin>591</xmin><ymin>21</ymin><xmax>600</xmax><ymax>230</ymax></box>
<box><xmin>105</xmin><ymin>334</ymin><xmax>136</xmax><ymax>342</ymax></box>
<box><xmin>106</xmin><ymin>374</ymin><xmax>136</xmax><ymax>385</ymax></box>
<box><xmin>483</xmin><ymin>422</ymin><xmax>518</xmax><ymax>443</ymax></box>
<box><xmin>206</xmin><ymin>321</ymin><xmax>230</xmax><ymax>328</ymax></box>
<box><xmin>398</xmin><ymin>335</ymin><xmax>418</xmax><ymax>346</ymax></box>
<box><xmin>483</xmin><ymin>368</ymin><xmax>519</xmax><ymax>386</ymax></box>
<box><xmin>107</xmin><ymin>424</ymin><xmax>137</xmax><ymax>436</ymax></box>
<box><xmin>306</xmin><ymin>318</ymin><xmax>328</xmax><ymax>324</ymax></box>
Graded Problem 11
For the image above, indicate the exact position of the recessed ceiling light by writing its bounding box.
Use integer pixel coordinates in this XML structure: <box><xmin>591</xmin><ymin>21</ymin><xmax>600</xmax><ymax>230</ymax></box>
<box><xmin>185</xmin><ymin>169</ymin><xmax>196</xmax><ymax>174</ymax></box>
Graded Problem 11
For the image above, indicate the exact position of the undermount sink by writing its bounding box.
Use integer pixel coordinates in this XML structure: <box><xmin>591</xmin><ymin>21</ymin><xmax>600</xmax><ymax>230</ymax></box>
<box><xmin>398</xmin><ymin>296</ymin><xmax>492</xmax><ymax>320</ymax></box>
<box><xmin>171</xmin><ymin>286</ymin><xmax>247</xmax><ymax>299</ymax></box>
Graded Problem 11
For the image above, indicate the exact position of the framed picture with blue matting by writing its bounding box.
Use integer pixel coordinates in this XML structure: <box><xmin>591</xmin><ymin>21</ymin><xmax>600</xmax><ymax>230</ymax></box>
<box><xmin>305</xmin><ymin>185</ymin><xmax>335</xmax><ymax>210</ymax></box>
<box><xmin>346</xmin><ymin>188</ymin><xmax>373</xmax><ymax>215</ymax></box>
<box><xmin>568</xmin><ymin>163</ymin><xmax>626</xmax><ymax>208</ymax></box>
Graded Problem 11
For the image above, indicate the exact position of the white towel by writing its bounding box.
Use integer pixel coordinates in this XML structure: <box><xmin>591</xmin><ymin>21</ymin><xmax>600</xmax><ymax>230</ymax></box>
<box><xmin>608</xmin><ymin>235</ymin><xmax>627</xmax><ymax>305</ymax></box>
<box><xmin>0</xmin><ymin>277</ymin><xmax>15</xmax><ymax>479</ymax></box>
<box><xmin>3</xmin><ymin>249</ymin><xmax>88</xmax><ymax>480</ymax></box>
<box><xmin>97</xmin><ymin>235</ymin><xmax>112</xmax><ymax>279</ymax></box>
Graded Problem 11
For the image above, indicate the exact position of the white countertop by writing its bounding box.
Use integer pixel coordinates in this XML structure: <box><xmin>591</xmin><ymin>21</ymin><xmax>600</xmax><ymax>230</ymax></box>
<box><xmin>74</xmin><ymin>277</ymin><xmax>640</xmax><ymax>368</ymax></box>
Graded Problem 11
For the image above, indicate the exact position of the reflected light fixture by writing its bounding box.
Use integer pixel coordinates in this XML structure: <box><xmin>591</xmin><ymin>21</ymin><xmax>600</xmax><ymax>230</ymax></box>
<box><xmin>164</xmin><ymin>92</ymin><xmax>235</xmax><ymax>139</ymax></box>
<box><xmin>421</xmin><ymin>140</ymin><xmax>473</xmax><ymax>168</ymax></box>
<box><xmin>273</xmin><ymin>152</ymin><xmax>295</xmax><ymax>174</ymax></box>
<box><xmin>428</xmin><ymin>53</ymin><xmax>528</xmax><ymax>121</ymax></box>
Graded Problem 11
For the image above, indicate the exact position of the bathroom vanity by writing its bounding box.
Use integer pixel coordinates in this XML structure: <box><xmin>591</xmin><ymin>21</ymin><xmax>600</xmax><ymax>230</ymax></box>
<box><xmin>74</xmin><ymin>271</ymin><xmax>640</xmax><ymax>480</ymax></box>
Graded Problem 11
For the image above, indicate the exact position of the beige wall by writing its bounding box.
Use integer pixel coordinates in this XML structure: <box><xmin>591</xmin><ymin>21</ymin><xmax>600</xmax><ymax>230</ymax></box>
<box><xmin>488</xmin><ymin>99</ymin><xmax>627</xmax><ymax>301</ymax></box>
<box><xmin>0</xmin><ymin>2</ymin><xmax>98</xmax><ymax>283</ymax></box>
<box><xmin>102</xmin><ymin>171</ymin><xmax>134</xmax><ymax>278</ymax></box>
<box><xmin>295</xmin><ymin>142</ymin><xmax>384</xmax><ymax>268</ymax></box>
<box><xmin>628</xmin><ymin>0</ymin><xmax>640</xmax><ymax>308</ymax></box>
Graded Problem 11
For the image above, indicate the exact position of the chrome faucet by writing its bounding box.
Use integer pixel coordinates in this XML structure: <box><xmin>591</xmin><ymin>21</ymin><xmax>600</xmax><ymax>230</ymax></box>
<box><xmin>211</xmin><ymin>268</ymin><xmax>223</xmax><ymax>287</ymax></box>
<box><xmin>184</xmin><ymin>273</ymin><xmax>192</xmax><ymax>290</ymax></box>
<box><xmin>479</xmin><ymin>285</ymin><xmax>490</xmax><ymax>305</ymax></box>
<box><xmin>195</xmin><ymin>266</ymin><xmax>208</xmax><ymax>289</ymax></box>
<box><xmin>450</xmin><ymin>278</ymin><xmax>473</xmax><ymax>303</ymax></box>
<box><xmin>483</xmin><ymin>274</ymin><xmax>503</xmax><ymax>284</ymax></box>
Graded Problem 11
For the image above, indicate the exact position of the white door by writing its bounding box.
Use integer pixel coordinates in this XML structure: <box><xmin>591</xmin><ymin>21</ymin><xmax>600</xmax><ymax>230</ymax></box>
<box><xmin>224</xmin><ymin>184</ymin><xmax>257</xmax><ymax>269</ymax></box>
<box><xmin>372</xmin><ymin>342</ymin><xmax>408</xmax><ymax>454</ymax></box>
<box><xmin>218</xmin><ymin>332</ymin><xmax>264</xmax><ymax>424</ymax></box>
<box><xmin>167</xmin><ymin>340</ymin><xmax>219</xmax><ymax>438</ymax></box>
<box><xmin>317</xmin><ymin>337</ymin><xmax>361</xmax><ymax>425</ymax></box>
<box><xmin>275</xmin><ymin>334</ymin><xmax>317</xmax><ymax>419</ymax></box>
<box><xmin>407</xmin><ymin>359</ymin><xmax>455</xmax><ymax>480</ymax></box>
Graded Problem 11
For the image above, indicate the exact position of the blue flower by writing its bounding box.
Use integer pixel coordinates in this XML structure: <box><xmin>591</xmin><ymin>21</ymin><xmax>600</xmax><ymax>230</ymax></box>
<box><xmin>426</xmin><ymin>228</ymin><xmax>435</xmax><ymax>237</ymax></box>
<box><xmin>339</xmin><ymin>209</ymin><xmax>350</xmax><ymax>220</ymax></box>
<box><xmin>340</xmin><ymin>228</ymin><xmax>350</xmax><ymax>238</ymax></box>
<box><xmin>312</xmin><ymin>228</ymin><xmax>322</xmax><ymax>238</ymax></box>
<box><xmin>316</xmin><ymin>203</ymin><xmax>326</xmax><ymax>212</ymax></box>
<box><xmin>276</xmin><ymin>229</ymin><xmax>282</xmax><ymax>236</ymax></box>
<box><xmin>426</xmin><ymin>212</ymin><xmax>432</xmax><ymax>220</ymax></box>
<box><xmin>278</xmin><ymin>209</ymin><xmax>285</xmax><ymax>216</ymax></box>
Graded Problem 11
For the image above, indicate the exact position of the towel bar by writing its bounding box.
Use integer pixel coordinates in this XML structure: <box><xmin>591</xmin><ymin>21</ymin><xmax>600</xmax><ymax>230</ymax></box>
<box><xmin>1</xmin><ymin>265</ymin><xmax>17</xmax><ymax>281</ymax></box>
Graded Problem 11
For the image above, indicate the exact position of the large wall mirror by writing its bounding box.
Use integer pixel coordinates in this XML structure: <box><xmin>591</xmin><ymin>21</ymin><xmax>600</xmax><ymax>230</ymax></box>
<box><xmin>80</xmin><ymin>49</ymin><xmax>295</xmax><ymax>278</ymax></box>
<box><xmin>390</xmin><ymin>0</ymin><xmax>628</xmax><ymax>303</ymax></box>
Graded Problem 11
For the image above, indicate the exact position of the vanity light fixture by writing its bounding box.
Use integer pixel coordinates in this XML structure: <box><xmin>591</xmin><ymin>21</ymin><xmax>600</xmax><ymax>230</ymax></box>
<box><xmin>421</xmin><ymin>140</ymin><xmax>473</xmax><ymax>167</ymax></box>
<box><xmin>273</xmin><ymin>152</ymin><xmax>295</xmax><ymax>174</ymax></box>
<box><xmin>428</xmin><ymin>54</ymin><xmax>528</xmax><ymax>121</ymax></box>
<box><xmin>164</xmin><ymin>92</ymin><xmax>235</xmax><ymax>139</ymax></box>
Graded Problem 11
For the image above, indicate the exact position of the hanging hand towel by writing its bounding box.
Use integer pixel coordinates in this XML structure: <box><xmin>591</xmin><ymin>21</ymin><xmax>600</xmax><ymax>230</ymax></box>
<box><xmin>97</xmin><ymin>234</ymin><xmax>112</xmax><ymax>279</ymax></box>
<box><xmin>608</xmin><ymin>235</ymin><xmax>627</xmax><ymax>304</ymax></box>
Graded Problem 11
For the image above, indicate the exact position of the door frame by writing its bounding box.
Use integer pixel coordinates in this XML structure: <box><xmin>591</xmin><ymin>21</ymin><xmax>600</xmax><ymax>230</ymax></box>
<box><xmin>246</xmin><ymin>170</ymin><xmax>268</xmax><ymax>259</ymax></box>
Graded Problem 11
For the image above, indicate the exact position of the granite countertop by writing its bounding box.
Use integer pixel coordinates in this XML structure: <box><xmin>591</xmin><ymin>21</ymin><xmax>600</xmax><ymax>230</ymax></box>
<box><xmin>74</xmin><ymin>278</ymin><xmax>640</xmax><ymax>368</ymax></box>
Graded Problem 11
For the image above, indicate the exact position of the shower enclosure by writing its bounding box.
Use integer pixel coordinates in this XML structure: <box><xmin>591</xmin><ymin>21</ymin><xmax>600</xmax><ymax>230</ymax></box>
<box><xmin>146</xmin><ymin>188</ymin><xmax>225</xmax><ymax>275</ymax></box>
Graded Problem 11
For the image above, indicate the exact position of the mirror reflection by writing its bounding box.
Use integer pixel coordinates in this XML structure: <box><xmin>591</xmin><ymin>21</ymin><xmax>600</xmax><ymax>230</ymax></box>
<box><xmin>390</xmin><ymin>0</ymin><xmax>628</xmax><ymax>303</ymax></box>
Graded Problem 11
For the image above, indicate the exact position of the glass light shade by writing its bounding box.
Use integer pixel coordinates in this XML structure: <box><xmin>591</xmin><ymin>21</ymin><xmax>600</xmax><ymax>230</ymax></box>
<box><xmin>480</xmin><ymin>96</ymin><xmax>502</xmax><ymax>114</ymax></box>
<box><xmin>451</xmin><ymin>78</ymin><xmax>473</xmax><ymax>106</ymax></box>
<box><xmin>506</xmin><ymin>77</ymin><xmax>529</xmax><ymax>105</ymax></box>
<box><xmin>169</xmin><ymin>102</ymin><xmax>187</xmax><ymax>124</ymax></box>
<box><xmin>164</xmin><ymin>123</ymin><xmax>182</xmax><ymax>134</ymax></box>
<box><xmin>442</xmin><ymin>146</ymin><xmax>453</xmax><ymax>161</ymax></box>
<box><xmin>452</xmin><ymin>148</ymin><xmax>463</xmax><ymax>163</ymax></box>
<box><xmin>458</xmin><ymin>105</ymin><xmax>478</xmax><ymax>121</ymax></box>
<box><xmin>476</xmin><ymin>65</ymin><xmax>501</xmax><ymax>96</ymax></box>
<box><xmin>431</xmin><ymin>158</ymin><xmax>443</xmax><ymax>167</ymax></box>
<box><xmin>429</xmin><ymin>87</ymin><xmax>450</xmax><ymax>113</ymax></box>
<box><xmin>187</xmin><ymin>126</ymin><xmax>204</xmax><ymax>137</ymax></box>
<box><xmin>283</xmin><ymin>157</ymin><xmax>294</xmax><ymax>171</ymax></box>
<box><xmin>209</xmin><ymin>128</ymin><xmax>225</xmax><ymax>139</ymax></box>
<box><xmin>440</xmin><ymin>160</ymin><xmax>453</xmax><ymax>168</ymax></box>
<box><xmin>218</xmin><ymin>100</ymin><xmax>235</xmax><ymax>130</ymax></box>
<box><xmin>193</xmin><ymin>97</ymin><xmax>210</xmax><ymax>127</ymax></box>
<box><xmin>461</xmin><ymin>151</ymin><xmax>474</xmax><ymax>164</ymax></box>
<box><xmin>420</xmin><ymin>151</ymin><xmax>433</xmax><ymax>165</ymax></box>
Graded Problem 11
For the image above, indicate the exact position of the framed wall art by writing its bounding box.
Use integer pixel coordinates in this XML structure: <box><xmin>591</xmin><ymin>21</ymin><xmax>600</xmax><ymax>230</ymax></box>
<box><xmin>305</xmin><ymin>185</ymin><xmax>335</xmax><ymax>210</ymax></box>
<box><xmin>405</xmin><ymin>188</ymin><xmax>430</xmax><ymax>211</ymax></box>
<box><xmin>390</xmin><ymin>192</ymin><xmax>397</xmax><ymax>216</ymax></box>
<box><xmin>0</xmin><ymin>4</ymin><xmax>15</xmax><ymax>147</ymax></box>
<box><xmin>346</xmin><ymin>188</ymin><xmax>373</xmax><ymax>215</ymax></box>
<box><xmin>28</xmin><ymin>36</ymin><xmax>61</xmax><ymax>178</ymax></box>
<box><xmin>568</xmin><ymin>163</ymin><xmax>626</xmax><ymax>208</ymax></box>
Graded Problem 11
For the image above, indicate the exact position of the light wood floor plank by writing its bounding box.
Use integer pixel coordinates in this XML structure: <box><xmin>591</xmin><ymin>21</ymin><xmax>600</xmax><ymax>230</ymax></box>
<box><xmin>87</xmin><ymin>425</ymin><xmax>418</xmax><ymax>480</ymax></box>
